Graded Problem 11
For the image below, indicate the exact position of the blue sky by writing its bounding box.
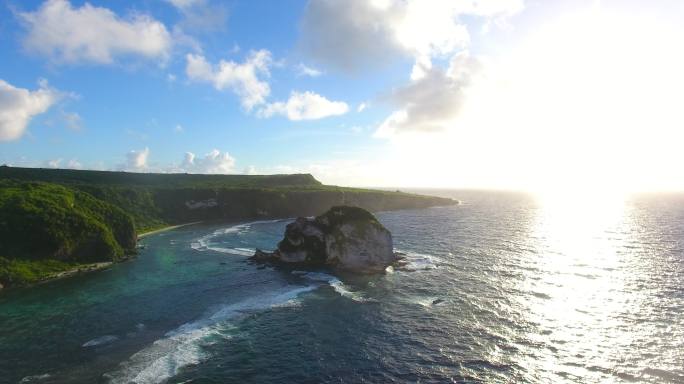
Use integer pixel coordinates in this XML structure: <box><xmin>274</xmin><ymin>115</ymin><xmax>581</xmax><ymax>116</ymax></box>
<box><xmin>1</xmin><ymin>0</ymin><xmax>683</xmax><ymax>190</ymax></box>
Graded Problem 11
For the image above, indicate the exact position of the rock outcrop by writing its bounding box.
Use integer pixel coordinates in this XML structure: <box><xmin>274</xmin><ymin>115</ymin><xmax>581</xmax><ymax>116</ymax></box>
<box><xmin>252</xmin><ymin>206</ymin><xmax>396</xmax><ymax>273</ymax></box>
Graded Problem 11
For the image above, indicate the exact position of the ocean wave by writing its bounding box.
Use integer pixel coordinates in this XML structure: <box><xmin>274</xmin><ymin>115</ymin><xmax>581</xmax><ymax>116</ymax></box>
<box><xmin>293</xmin><ymin>271</ymin><xmax>374</xmax><ymax>302</ymax></box>
<box><xmin>19</xmin><ymin>374</ymin><xmax>51</xmax><ymax>383</ymax></box>
<box><xmin>82</xmin><ymin>335</ymin><xmax>119</xmax><ymax>347</ymax></box>
<box><xmin>396</xmin><ymin>250</ymin><xmax>440</xmax><ymax>271</ymax></box>
<box><xmin>190</xmin><ymin>220</ymin><xmax>283</xmax><ymax>255</ymax></box>
<box><xmin>204</xmin><ymin>246</ymin><xmax>255</xmax><ymax>257</ymax></box>
<box><xmin>104</xmin><ymin>285</ymin><xmax>316</xmax><ymax>384</ymax></box>
<box><xmin>413</xmin><ymin>296</ymin><xmax>447</xmax><ymax>308</ymax></box>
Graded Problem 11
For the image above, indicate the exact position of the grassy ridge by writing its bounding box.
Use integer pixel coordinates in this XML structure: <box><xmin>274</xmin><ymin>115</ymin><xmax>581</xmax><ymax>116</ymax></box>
<box><xmin>0</xmin><ymin>166</ymin><xmax>322</xmax><ymax>188</ymax></box>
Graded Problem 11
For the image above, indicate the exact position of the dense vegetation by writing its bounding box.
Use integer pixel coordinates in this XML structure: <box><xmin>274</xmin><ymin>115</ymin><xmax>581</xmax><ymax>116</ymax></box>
<box><xmin>0</xmin><ymin>180</ymin><xmax>136</xmax><ymax>287</ymax></box>
<box><xmin>0</xmin><ymin>166</ymin><xmax>455</xmax><ymax>288</ymax></box>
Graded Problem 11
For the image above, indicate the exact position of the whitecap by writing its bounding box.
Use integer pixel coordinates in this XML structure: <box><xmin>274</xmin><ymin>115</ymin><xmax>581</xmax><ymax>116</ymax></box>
<box><xmin>82</xmin><ymin>335</ymin><xmax>119</xmax><ymax>347</ymax></box>
<box><xmin>413</xmin><ymin>297</ymin><xmax>447</xmax><ymax>307</ymax></box>
<box><xmin>19</xmin><ymin>374</ymin><xmax>51</xmax><ymax>383</ymax></box>
<box><xmin>190</xmin><ymin>219</ymin><xmax>283</xmax><ymax>255</ymax></box>
<box><xmin>396</xmin><ymin>250</ymin><xmax>439</xmax><ymax>271</ymax></box>
<box><xmin>294</xmin><ymin>271</ymin><xmax>373</xmax><ymax>302</ymax></box>
<box><xmin>204</xmin><ymin>246</ymin><xmax>255</xmax><ymax>257</ymax></box>
<box><xmin>104</xmin><ymin>285</ymin><xmax>316</xmax><ymax>384</ymax></box>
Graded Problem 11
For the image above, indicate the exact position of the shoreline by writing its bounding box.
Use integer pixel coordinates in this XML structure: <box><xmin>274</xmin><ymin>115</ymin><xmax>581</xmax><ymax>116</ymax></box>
<box><xmin>0</xmin><ymin>262</ymin><xmax>114</xmax><ymax>293</ymax></box>
<box><xmin>1</xmin><ymin>222</ymin><xmax>203</xmax><ymax>292</ymax></box>
<box><xmin>40</xmin><ymin>262</ymin><xmax>114</xmax><ymax>285</ymax></box>
<box><xmin>137</xmin><ymin>221</ymin><xmax>203</xmax><ymax>239</ymax></box>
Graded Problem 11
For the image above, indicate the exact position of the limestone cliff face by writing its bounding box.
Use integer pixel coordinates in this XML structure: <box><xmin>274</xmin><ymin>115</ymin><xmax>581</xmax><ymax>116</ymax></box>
<box><xmin>252</xmin><ymin>206</ymin><xmax>396</xmax><ymax>273</ymax></box>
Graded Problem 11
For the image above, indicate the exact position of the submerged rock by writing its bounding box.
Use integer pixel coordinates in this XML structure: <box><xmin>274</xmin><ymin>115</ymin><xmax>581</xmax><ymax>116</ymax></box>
<box><xmin>252</xmin><ymin>206</ymin><xmax>396</xmax><ymax>273</ymax></box>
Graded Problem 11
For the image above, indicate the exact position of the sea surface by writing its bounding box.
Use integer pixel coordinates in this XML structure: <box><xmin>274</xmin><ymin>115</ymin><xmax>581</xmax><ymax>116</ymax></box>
<box><xmin>1</xmin><ymin>190</ymin><xmax>683</xmax><ymax>383</ymax></box>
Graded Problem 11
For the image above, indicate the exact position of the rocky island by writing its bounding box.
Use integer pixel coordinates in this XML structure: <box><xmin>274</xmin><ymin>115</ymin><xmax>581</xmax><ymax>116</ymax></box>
<box><xmin>252</xmin><ymin>206</ymin><xmax>397</xmax><ymax>273</ymax></box>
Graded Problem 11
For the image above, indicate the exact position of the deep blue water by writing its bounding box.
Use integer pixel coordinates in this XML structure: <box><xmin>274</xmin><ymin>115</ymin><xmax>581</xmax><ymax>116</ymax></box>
<box><xmin>1</xmin><ymin>190</ymin><xmax>684</xmax><ymax>383</ymax></box>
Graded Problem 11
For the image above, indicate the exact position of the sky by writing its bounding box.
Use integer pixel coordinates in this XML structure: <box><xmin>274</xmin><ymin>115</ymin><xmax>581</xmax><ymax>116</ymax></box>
<box><xmin>1</xmin><ymin>0</ymin><xmax>683</xmax><ymax>191</ymax></box>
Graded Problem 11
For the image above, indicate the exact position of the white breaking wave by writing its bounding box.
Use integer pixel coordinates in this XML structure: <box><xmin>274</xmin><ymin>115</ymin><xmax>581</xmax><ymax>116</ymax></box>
<box><xmin>396</xmin><ymin>250</ymin><xmax>439</xmax><ymax>271</ymax></box>
<box><xmin>203</xmin><ymin>246</ymin><xmax>255</xmax><ymax>257</ymax></box>
<box><xmin>19</xmin><ymin>374</ymin><xmax>51</xmax><ymax>383</ymax></box>
<box><xmin>82</xmin><ymin>335</ymin><xmax>119</xmax><ymax>347</ymax></box>
<box><xmin>293</xmin><ymin>271</ymin><xmax>373</xmax><ymax>303</ymax></box>
<box><xmin>190</xmin><ymin>220</ymin><xmax>283</xmax><ymax>256</ymax></box>
<box><xmin>104</xmin><ymin>285</ymin><xmax>316</xmax><ymax>384</ymax></box>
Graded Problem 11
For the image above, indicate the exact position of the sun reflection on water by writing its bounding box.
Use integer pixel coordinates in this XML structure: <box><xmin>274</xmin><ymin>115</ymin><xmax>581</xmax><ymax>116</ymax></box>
<box><xmin>518</xmin><ymin>191</ymin><xmax>652</xmax><ymax>381</ymax></box>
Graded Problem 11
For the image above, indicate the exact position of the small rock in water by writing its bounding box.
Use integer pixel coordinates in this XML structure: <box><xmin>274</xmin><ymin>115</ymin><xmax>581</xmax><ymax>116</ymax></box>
<box><xmin>431</xmin><ymin>298</ymin><xmax>445</xmax><ymax>305</ymax></box>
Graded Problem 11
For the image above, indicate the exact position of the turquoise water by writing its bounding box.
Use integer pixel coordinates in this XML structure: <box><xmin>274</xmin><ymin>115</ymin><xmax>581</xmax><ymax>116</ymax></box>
<box><xmin>1</xmin><ymin>191</ymin><xmax>684</xmax><ymax>383</ymax></box>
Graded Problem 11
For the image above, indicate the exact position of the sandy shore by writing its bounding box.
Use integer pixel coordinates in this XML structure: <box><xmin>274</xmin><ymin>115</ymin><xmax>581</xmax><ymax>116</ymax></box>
<box><xmin>138</xmin><ymin>221</ymin><xmax>203</xmax><ymax>239</ymax></box>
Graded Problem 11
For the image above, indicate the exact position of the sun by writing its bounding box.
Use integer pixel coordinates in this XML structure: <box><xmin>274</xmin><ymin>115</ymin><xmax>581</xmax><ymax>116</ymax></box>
<box><xmin>363</xmin><ymin>2</ymin><xmax>684</xmax><ymax>193</ymax></box>
<box><xmin>505</xmin><ymin>4</ymin><xmax>684</xmax><ymax>195</ymax></box>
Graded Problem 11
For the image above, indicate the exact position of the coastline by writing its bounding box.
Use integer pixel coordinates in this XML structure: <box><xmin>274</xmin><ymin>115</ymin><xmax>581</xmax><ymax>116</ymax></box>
<box><xmin>137</xmin><ymin>222</ymin><xmax>203</xmax><ymax>239</ymax></box>
<box><xmin>39</xmin><ymin>262</ymin><xmax>114</xmax><ymax>284</ymax></box>
<box><xmin>1</xmin><ymin>223</ymin><xmax>203</xmax><ymax>292</ymax></box>
<box><xmin>0</xmin><ymin>261</ymin><xmax>114</xmax><ymax>292</ymax></box>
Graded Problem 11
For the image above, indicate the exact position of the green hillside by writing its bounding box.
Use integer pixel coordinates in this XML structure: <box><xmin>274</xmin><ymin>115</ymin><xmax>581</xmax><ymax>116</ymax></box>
<box><xmin>0</xmin><ymin>180</ymin><xmax>136</xmax><ymax>287</ymax></box>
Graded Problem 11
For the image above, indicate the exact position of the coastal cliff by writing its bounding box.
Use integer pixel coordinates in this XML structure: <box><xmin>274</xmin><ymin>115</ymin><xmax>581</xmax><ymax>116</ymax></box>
<box><xmin>0</xmin><ymin>166</ymin><xmax>456</xmax><ymax>288</ymax></box>
<box><xmin>253</xmin><ymin>206</ymin><xmax>396</xmax><ymax>273</ymax></box>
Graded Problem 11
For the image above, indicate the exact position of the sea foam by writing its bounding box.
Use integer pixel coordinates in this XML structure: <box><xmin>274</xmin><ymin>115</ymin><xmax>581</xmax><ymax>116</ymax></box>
<box><xmin>190</xmin><ymin>220</ymin><xmax>282</xmax><ymax>256</ymax></box>
<box><xmin>104</xmin><ymin>285</ymin><xmax>316</xmax><ymax>384</ymax></box>
<box><xmin>293</xmin><ymin>271</ymin><xmax>374</xmax><ymax>303</ymax></box>
<box><xmin>82</xmin><ymin>335</ymin><xmax>119</xmax><ymax>347</ymax></box>
<box><xmin>396</xmin><ymin>250</ymin><xmax>440</xmax><ymax>271</ymax></box>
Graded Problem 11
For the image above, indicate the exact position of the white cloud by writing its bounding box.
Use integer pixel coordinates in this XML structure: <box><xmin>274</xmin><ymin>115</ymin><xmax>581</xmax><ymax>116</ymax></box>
<box><xmin>180</xmin><ymin>149</ymin><xmax>235</xmax><ymax>174</ymax></box>
<box><xmin>297</xmin><ymin>63</ymin><xmax>323</xmax><ymax>77</ymax></box>
<box><xmin>357</xmin><ymin>102</ymin><xmax>367</xmax><ymax>112</ymax></box>
<box><xmin>20</xmin><ymin>0</ymin><xmax>172</xmax><ymax>64</ymax></box>
<box><xmin>375</xmin><ymin>51</ymin><xmax>483</xmax><ymax>137</ymax></box>
<box><xmin>174</xmin><ymin>124</ymin><xmax>184</xmax><ymax>133</ymax></box>
<box><xmin>0</xmin><ymin>79</ymin><xmax>60</xmax><ymax>141</ymax></box>
<box><xmin>46</xmin><ymin>158</ymin><xmax>82</xmax><ymax>169</ymax></box>
<box><xmin>186</xmin><ymin>50</ymin><xmax>272</xmax><ymax>110</ymax></box>
<box><xmin>300</xmin><ymin>0</ymin><xmax>522</xmax><ymax>72</ymax></box>
<box><xmin>243</xmin><ymin>165</ymin><xmax>257</xmax><ymax>175</ymax></box>
<box><xmin>121</xmin><ymin>147</ymin><xmax>149</xmax><ymax>171</ymax></box>
<box><xmin>46</xmin><ymin>158</ymin><xmax>62</xmax><ymax>168</ymax></box>
<box><xmin>259</xmin><ymin>91</ymin><xmax>349</xmax><ymax>121</ymax></box>
<box><xmin>66</xmin><ymin>159</ymin><xmax>82</xmax><ymax>169</ymax></box>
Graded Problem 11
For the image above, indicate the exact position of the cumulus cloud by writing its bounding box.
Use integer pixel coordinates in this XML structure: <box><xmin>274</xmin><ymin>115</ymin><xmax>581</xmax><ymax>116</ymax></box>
<box><xmin>259</xmin><ymin>91</ymin><xmax>349</xmax><ymax>121</ymax></box>
<box><xmin>180</xmin><ymin>149</ymin><xmax>236</xmax><ymax>174</ymax></box>
<box><xmin>121</xmin><ymin>147</ymin><xmax>149</xmax><ymax>171</ymax></box>
<box><xmin>300</xmin><ymin>0</ymin><xmax>522</xmax><ymax>72</ymax></box>
<box><xmin>375</xmin><ymin>51</ymin><xmax>483</xmax><ymax>137</ymax></box>
<box><xmin>186</xmin><ymin>50</ymin><xmax>272</xmax><ymax>110</ymax></box>
<box><xmin>19</xmin><ymin>0</ymin><xmax>172</xmax><ymax>64</ymax></box>
<box><xmin>0</xmin><ymin>79</ymin><xmax>60</xmax><ymax>141</ymax></box>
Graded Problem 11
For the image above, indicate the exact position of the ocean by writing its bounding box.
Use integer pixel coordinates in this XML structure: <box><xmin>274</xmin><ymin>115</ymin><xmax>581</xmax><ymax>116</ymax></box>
<box><xmin>1</xmin><ymin>190</ymin><xmax>683</xmax><ymax>383</ymax></box>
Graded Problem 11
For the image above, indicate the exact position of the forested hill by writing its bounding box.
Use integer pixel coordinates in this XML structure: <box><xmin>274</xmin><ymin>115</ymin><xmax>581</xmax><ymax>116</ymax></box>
<box><xmin>0</xmin><ymin>166</ymin><xmax>456</xmax><ymax>288</ymax></box>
